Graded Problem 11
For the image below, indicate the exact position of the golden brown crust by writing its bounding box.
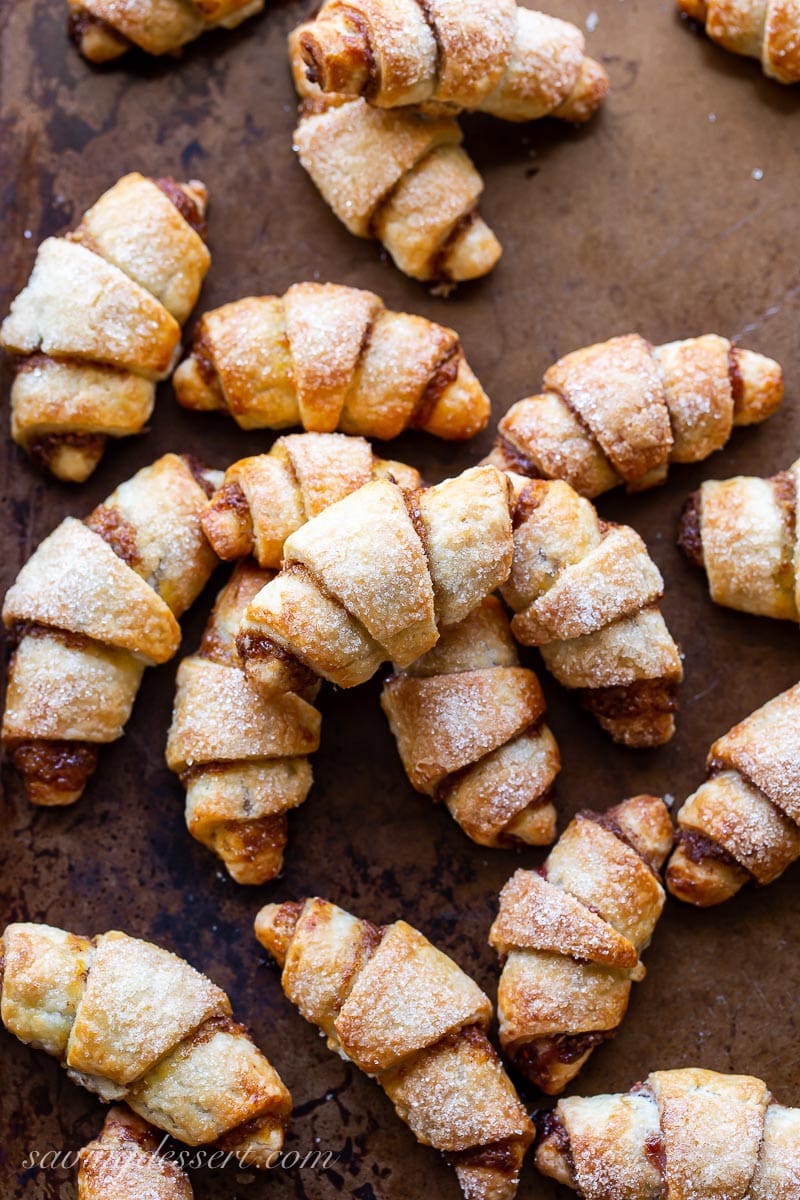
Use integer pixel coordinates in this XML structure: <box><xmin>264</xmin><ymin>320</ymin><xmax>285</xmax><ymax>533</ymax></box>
<box><xmin>287</xmin><ymin>34</ymin><xmax>502</xmax><ymax>284</ymax></box>
<box><xmin>1</xmin><ymin>174</ymin><xmax>210</xmax><ymax>481</ymax></box>
<box><xmin>255</xmin><ymin>897</ymin><xmax>533</xmax><ymax>1200</ymax></box>
<box><xmin>678</xmin><ymin>0</ymin><xmax>800</xmax><ymax>82</ymax></box>
<box><xmin>78</xmin><ymin>1107</ymin><xmax>193</xmax><ymax>1200</ymax></box>
<box><xmin>3</xmin><ymin>517</ymin><xmax>182</xmax><ymax>662</ymax></box>
<box><xmin>667</xmin><ymin>681</ymin><xmax>800</xmax><ymax>905</ymax></box>
<box><xmin>166</xmin><ymin>561</ymin><xmax>322</xmax><ymax>885</ymax></box>
<box><xmin>71</xmin><ymin>175</ymin><xmax>210</xmax><ymax>324</ymax></box>
<box><xmin>237</xmin><ymin>466</ymin><xmax>513</xmax><ymax>695</ymax></box>
<box><xmin>175</xmin><ymin>283</ymin><xmax>491</xmax><ymax>438</ymax></box>
<box><xmin>1</xmin><ymin>923</ymin><xmax>291</xmax><ymax>1165</ymax></box>
<box><xmin>2</xmin><ymin>454</ymin><xmax>219</xmax><ymax>806</ymax></box>
<box><xmin>678</xmin><ymin>458</ymin><xmax>799</xmax><ymax>622</ymax></box>
<box><xmin>502</xmin><ymin>476</ymin><xmax>683</xmax><ymax>746</ymax></box>
<box><xmin>492</xmin><ymin>334</ymin><xmax>782</xmax><ymax>499</ymax></box>
<box><xmin>67</xmin><ymin>0</ymin><xmax>264</xmax><ymax>60</ymax></box>
<box><xmin>536</xmin><ymin>1067</ymin><xmax>799</xmax><ymax>1199</ymax></box>
<box><xmin>201</xmin><ymin>434</ymin><xmax>421</xmax><ymax>568</ymax></box>
<box><xmin>490</xmin><ymin>796</ymin><xmax>670</xmax><ymax>1094</ymax></box>
<box><xmin>292</xmin><ymin>0</ymin><xmax>608</xmax><ymax>122</ymax></box>
<box><xmin>381</xmin><ymin>597</ymin><xmax>559</xmax><ymax>847</ymax></box>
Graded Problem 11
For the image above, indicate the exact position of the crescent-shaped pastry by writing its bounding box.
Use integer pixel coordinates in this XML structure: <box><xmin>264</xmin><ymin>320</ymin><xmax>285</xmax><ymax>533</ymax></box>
<box><xmin>292</xmin><ymin>0</ymin><xmax>608</xmax><ymax>121</ymax></box>
<box><xmin>1</xmin><ymin>923</ymin><xmax>291</xmax><ymax>1166</ymax></box>
<box><xmin>536</xmin><ymin>1067</ymin><xmax>800</xmax><ymax>1198</ymax></box>
<box><xmin>666</xmin><ymin>681</ymin><xmax>800</xmax><ymax>905</ymax></box>
<box><xmin>490</xmin><ymin>794</ymin><xmax>672</xmax><ymax>1093</ymax></box>
<box><xmin>488</xmin><ymin>333</ymin><xmax>782</xmax><ymax>498</ymax></box>
<box><xmin>1</xmin><ymin>174</ymin><xmax>210</xmax><ymax>481</ymax></box>
<box><xmin>174</xmin><ymin>286</ymin><xmax>490</xmax><ymax>440</ymax></box>
<box><xmin>501</xmin><ymin>474</ymin><xmax>683</xmax><ymax>746</ymax></box>
<box><xmin>2</xmin><ymin>454</ymin><xmax>220</xmax><ymax>805</ymax></box>
<box><xmin>255</xmin><ymin>897</ymin><xmax>533</xmax><ymax>1200</ymax></box>
<box><xmin>236</xmin><ymin>465</ymin><xmax>514</xmax><ymax>697</ymax></box>
<box><xmin>167</xmin><ymin>561</ymin><xmax>322</xmax><ymax>884</ymax></box>
<box><xmin>288</xmin><ymin>38</ymin><xmax>502</xmax><ymax>283</ymax></box>
<box><xmin>679</xmin><ymin>457</ymin><xmax>800</xmax><ymax>622</ymax></box>
<box><xmin>78</xmin><ymin>1107</ymin><xmax>193</xmax><ymax>1199</ymax></box>
<box><xmin>381</xmin><ymin>596</ymin><xmax>560</xmax><ymax>847</ymax></box>
<box><xmin>678</xmin><ymin>0</ymin><xmax>800</xmax><ymax>83</ymax></box>
<box><xmin>68</xmin><ymin>0</ymin><xmax>263</xmax><ymax>62</ymax></box>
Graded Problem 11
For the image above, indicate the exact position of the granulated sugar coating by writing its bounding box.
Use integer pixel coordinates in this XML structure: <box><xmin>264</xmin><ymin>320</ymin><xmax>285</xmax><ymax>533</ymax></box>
<box><xmin>491</xmin><ymin>335</ymin><xmax>782</xmax><ymax>499</ymax></box>
<box><xmin>504</xmin><ymin>480</ymin><xmax>683</xmax><ymax>747</ymax></box>
<box><xmin>1</xmin><ymin>454</ymin><xmax>218</xmax><ymax>806</ymax></box>
<box><xmin>255</xmin><ymin>897</ymin><xmax>533</xmax><ymax>1198</ymax></box>
<box><xmin>537</xmin><ymin>1068</ymin><xmax>800</xmax><ymax>1199</ymax></box>
<box><xmin>490</xmin><ymin>796</ymin><xmax>671</xmax><ymax>1093</ymax></box>
<box><xmin>175</xmin><ymin>283</ymin><xmax>491</xmax><ymax>440</ymax></box>
<box><xmin>237</xmin><ymin>465</ymin><xmax>514</xmax><ymax>690</ymax></box>
<box><xmin>4</xmin><ymin>2</ymin><xmax>800</xmax><ymax>1195</ymax></box>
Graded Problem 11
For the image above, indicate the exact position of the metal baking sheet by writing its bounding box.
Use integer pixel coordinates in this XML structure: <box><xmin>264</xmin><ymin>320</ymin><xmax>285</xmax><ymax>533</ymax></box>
<box><xmin>2</xmin><ymin>0</ymin><xmax>799</xmax><ymax>1195</ymax></box>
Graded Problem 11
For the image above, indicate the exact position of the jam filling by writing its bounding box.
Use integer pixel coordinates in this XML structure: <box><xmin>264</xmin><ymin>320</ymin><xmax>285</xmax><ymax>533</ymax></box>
<box><xmin>534</xmin><ymin>1107</ymin><xmax>572</xmax><ymax>1158</ymax></box>
<box><xmin>432</xmin><ymin>208</ymin><xmax>479</xmax><ymax>282</ymax></box>
<box><xmin>412</xmin><ymin>345</ymin><xmax>460</xmax><ymax>430</ymax></box>
<box><xmin>772</xmin><ymin>473</ymin><xmax>797</xmax><ymax>563</ymax></box>
<box><xmin>235</xmin><ymin>632</ymin><xmax>319</xmax><ymax>696</ymax></box>
<box><xmin>214</xmin><ymin>812</ymin><xmax>287</xmax><ymax>862</ymax></box>
<box><xmin>15</xmin><ymin>351</ymin><xmax>59</xmax><ymax>374</ymax></box>
<box><xmin>580</xmin><ymin>676</ymin><xmax>679</xmax><ymax>721</ymax></box>
<box><xmin>677</xmin><ymin>827</ymin><xmax>742</xmax><ymax>869</ymax></box>
<box><xmin>496</xmin><ymin>433</ymin><xmax>545</xmax><ymax>482</ymax></box>
<box><xmin>513</xmin><ymin>1028</ymin><xmax>615</xmax><ymax>1087</ymax></box>
<box><xmin>677</xmin><ymin>491</ymin><xmax>704</xmax><ymax>568</ymax></box>
<box><xmin>728</xmin><ymin>345</ymin><xmax>745</xmax><ymax>407</ymax></box>
<box><xmin>512</xmin><ymin>480</ymin><xmax>546</xmax><ymax>528</ymax></box>
<box><xmin>190</xmin><ymin>324</ymin><xmax>218</xmax><ymax>386</ymax></box>
<box><xmin>153</xmin><ymin>177</ymin><xmax>208</xmax><ymax>240</ymax></box>
<box><xmin>28</xmin><ymin>432</ymin><xmax>106</xmax><ymax>473</ymax></box>
<box><xmin>85</xmin><ymin>504</ymin><xmax>141</xmax><ymax>568</ymax></box>
<box><xmin>8</xmin><ymin>621</ymin><xmax>92</xmax><ymax>653</ymax></box>
<box><xmin>10</xmin><ymin>740</ymin><xmax>99</xmax><ymax>797</ymax></box>
<box><xmin>208</xmin><ymin>480</ymin><xmax>250</xmax><ymax>522</ymax></box>
<box><xmin>449</xmin><ymin>1138</ymin><xmax>519</xmax><ymax>1175</ymax></box>
<box><xmin>644</xmin><ymin>1131</ymin><xmax>667</xmax><ymax>1176</ymax></box>
<box><xmin>182</xmin><ymin>453</ymin><xmax>216</xmax><ymax>498</ymax></box>
<box><xmin>579</xmin><ymin>808</ymin><xmax>651</xmax><ymax>870</ymax></box>
<box><xmin>404</xmin><ymin>487</ymin><xmax>432</xmax><ymax>569</ymax></box>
